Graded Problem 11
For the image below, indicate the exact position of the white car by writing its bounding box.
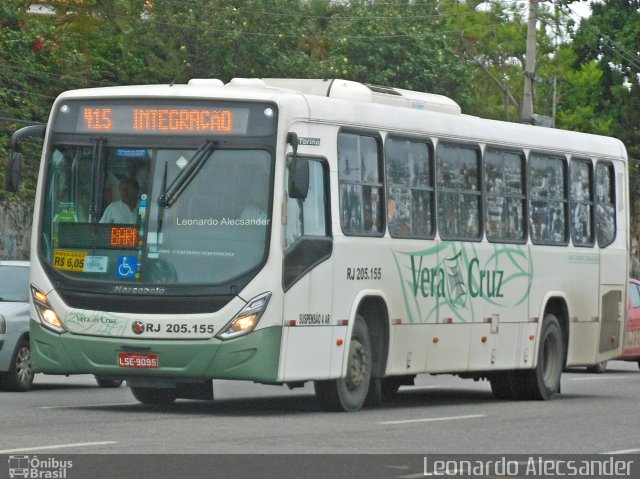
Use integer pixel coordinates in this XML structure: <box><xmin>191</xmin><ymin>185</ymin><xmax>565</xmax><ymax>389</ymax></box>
<box><xmin>0</xmin><ymin>260</ymin><xmax>33</xmax><ymax>391</ymax></box>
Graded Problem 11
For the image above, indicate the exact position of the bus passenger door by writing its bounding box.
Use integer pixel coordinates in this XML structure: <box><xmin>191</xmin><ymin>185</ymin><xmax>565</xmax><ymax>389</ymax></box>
<box><xmin>281</xmin><ymin>157</ymin><xmax>336</xmax><ymax>381</ymax></box>
<box><xmin>596</xmin><ymin>162</ymin><xmax>626</xmax><ymax>363</ymax></box>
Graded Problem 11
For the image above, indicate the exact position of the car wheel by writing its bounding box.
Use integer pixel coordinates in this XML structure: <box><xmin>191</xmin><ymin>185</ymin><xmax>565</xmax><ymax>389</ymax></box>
<box><xmin>4</xmin><ymin>338</ymin><xmax>34</xmax><ymax>392</ymax></box>
<box><xmin>95</xmin><ymin>376</ymin><xmax>124</xmax><ymax>388</ymax></box>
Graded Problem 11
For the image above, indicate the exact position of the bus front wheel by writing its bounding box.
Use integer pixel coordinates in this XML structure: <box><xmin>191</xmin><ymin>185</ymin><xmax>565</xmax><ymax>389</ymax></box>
<box><xmin>314</xmin><ymin>316</ymin><xmax>372</xmax><ymax>412</ymax></box>
<box><xmin>130</xmin><ymin>386</ymin><xmax>177</xmax><ymax>405</ymax></box>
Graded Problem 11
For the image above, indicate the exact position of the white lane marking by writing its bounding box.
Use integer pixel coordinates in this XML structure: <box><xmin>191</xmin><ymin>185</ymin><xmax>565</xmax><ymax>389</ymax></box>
<box><xmin>0</xmin><ymin>441</ymin><xmax>117</xmax><ymax>454</ymax></box>
<box><xmin>601</xmin><ymin>448</ymin><xmax>640</xmax><ymax>454</ymax></box>
<box><xmin>380</xmin><ymin>414</ymin><xmax>486</xmax><ymax>425</ymax></box>
<box><xmin>569</xmin><ymin>375</ymin><xmax>629</xmax><ymax>381</ymax></box>
<box><xmin>39</xmin><ymin>402</ymin><xmax>139</xmax><ymax>409</ymax></box>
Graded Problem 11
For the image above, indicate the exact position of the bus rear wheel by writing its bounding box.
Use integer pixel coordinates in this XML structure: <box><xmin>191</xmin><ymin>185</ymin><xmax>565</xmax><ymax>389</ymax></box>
<box><xmin>130</xmin><ymin>386</ymin><xmax>177</xmax><ymax>405</ymax></box>
<box><xmin>314</xmin><ymin>316</ymin><xmax>372</xmax><ymax>412</ymax></box>
<box><xmin>489</xmin><ymin>372</ymin><xmax>519</xmax><ymax>400</ymax></box>
<box><xmin>516</xmin><ymin>313</ymin><xmax>564</xmax><ymax>400</ymax></box>
<box><xmin>95</xmin><ymin>376</ymin><xmax>124</xmax><ymax>388</ymax></box>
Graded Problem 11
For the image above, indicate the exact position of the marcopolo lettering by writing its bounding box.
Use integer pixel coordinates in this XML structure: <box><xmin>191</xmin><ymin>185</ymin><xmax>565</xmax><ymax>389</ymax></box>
<box><xmin>114</xmin><ymin>285</ymin><xmax>166</xmax><ymax>295</ymax></box>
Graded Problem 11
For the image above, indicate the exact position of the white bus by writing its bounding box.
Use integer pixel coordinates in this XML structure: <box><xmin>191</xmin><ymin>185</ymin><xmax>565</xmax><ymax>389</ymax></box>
<box><xmin>7</xmin><ymin>78</ymin><xmax>628</xmax><ymax>411</ymax></box>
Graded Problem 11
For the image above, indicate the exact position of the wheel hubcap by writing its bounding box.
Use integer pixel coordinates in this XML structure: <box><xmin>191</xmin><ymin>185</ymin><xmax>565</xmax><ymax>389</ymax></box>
<box><xmin>15</xmin><ymin>347</ymin><xmax>33</xmax><ymax>385</ymax></box>
<box><xmin>345</xmin><ymin>339</ymin><xmax>368</xmax><ymax>391</ymax></box>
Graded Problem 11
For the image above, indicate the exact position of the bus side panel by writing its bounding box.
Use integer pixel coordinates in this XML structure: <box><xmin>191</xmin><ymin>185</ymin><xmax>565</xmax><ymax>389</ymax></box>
<box><xmin>386</xmin><ymin>324</ymin><xmax>428</xmax><ymax>375</ymax></box>
<box><xmin>280</xmin><ymin>259</ymin><xmax>338</xmax><ymax>381</ymax></box>
<box><xmin>424</xmin><ymin>324</ymin><xmax>472</xmax><ymax>373</ymax></box>
<box><xmin>467</xmin><ymin>323</ymin><xmax>523</xmax><ymax>371</ymax></box>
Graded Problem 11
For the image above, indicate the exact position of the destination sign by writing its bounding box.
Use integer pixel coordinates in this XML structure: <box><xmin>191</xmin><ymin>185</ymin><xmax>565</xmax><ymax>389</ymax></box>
<box><xmin>53</xmin><ymin>100</ymin><xmax>276</xmax><ymax>136</ymax></box>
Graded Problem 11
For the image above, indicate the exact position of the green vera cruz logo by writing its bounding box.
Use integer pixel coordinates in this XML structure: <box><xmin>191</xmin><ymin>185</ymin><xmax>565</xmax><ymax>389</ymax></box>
<box><xmin>392</xmin><ymin>242</ymin><xmax>534</xmax><ymax>323</ymax></box>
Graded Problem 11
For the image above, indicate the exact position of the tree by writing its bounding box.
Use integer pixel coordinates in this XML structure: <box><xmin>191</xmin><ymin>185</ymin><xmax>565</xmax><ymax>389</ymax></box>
<box><xmin>569</xmin><ymin>0</ymin><xmax>640</xmax><ymax>158</ymax></box>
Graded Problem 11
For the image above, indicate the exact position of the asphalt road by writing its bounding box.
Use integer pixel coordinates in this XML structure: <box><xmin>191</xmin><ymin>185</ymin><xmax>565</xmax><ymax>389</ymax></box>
<box><xmin>1</xmin><ymin>360</ymin><xmax>639</xmax><ymax>458</ymax></box>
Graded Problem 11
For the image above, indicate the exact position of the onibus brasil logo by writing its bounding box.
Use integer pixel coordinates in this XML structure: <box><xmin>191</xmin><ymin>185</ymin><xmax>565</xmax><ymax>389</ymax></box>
<box><xmin>8</xmin><ymin>455</ymin><xmax>73</xmax><ymax>479</ymax></box>
<box><xmin>392</xmin><ymin>242</ymin><xmax>533</xmax><ymax>323</ymax></box>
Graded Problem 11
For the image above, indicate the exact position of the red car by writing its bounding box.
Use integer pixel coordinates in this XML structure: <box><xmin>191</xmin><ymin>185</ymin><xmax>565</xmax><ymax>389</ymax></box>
<box><xmin>624</xmin><ymin>278</ymin><xmax>640</xmax><ymax>368</ymax></box>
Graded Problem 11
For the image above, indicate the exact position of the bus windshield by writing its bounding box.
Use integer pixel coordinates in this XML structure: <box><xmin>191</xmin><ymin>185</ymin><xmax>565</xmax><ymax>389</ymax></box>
<box><xmin>40</xmin><ymin>142</ymin><xmax>273</xmax><ymax>286</ymax></box>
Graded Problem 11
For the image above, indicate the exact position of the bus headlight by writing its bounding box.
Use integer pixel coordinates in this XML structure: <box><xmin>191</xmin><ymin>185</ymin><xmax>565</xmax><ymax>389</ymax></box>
<box><xmin>216</xmin><ymin>292</ymin><xmax>271</xmax><ymax>340</ymax></box>
<box><xmin>30</xmin><ymin>285</ymin><xmax>66</xmax><ymax>333</ymax></box>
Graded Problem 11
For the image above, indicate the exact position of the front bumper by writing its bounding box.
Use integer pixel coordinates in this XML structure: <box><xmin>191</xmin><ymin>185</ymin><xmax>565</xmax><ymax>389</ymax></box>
<box><xmin>30</xmin><ymin>320</ymin><xmax>282</xmax><ymax>383</ymax></box>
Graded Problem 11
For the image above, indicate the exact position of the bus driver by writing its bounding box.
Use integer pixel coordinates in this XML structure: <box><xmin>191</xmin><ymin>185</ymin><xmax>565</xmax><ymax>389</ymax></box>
<box><xmin>100</xmin><ymin>177</ymin><xmax>140</xmax><ymax>224</ymax></box>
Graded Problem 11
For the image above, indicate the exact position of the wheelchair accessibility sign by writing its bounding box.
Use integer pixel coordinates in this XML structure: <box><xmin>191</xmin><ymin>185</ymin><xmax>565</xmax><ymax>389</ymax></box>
<box><xmin>117</xmin><ymin>256</ymin><xmax>138</xmax><ymax>279</ymax></box>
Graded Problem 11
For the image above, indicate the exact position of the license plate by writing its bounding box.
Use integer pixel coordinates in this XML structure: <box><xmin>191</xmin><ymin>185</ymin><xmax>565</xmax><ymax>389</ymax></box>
<box><xmin>53</xmin><ymin>249</ymin><xmax>87</xmax><ymax>272</ymax></box>
<box><xmin>117</xmin><ymin>352</ymin><xmax>159</xmax><ymax>369</ymax></box>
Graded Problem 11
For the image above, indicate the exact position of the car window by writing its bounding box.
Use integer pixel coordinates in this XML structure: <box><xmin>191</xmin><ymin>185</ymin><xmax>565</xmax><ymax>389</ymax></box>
<box><xmin>628</xmin><ymin>282</ymin><xmax>640</xmax><ymax>309</ymax></box>
<box><xmin>0</xmin><ymin>266</ymin><xmax>29</xmax><ymax>302</ymax></box>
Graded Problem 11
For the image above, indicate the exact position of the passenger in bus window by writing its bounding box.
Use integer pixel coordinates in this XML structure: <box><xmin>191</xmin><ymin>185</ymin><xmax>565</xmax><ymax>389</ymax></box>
<box><xmin>387</xmin><ymin>198</ymin><xmax>409</xmax><ymax>236</ymax></box>
<box><xmin>550</xmin><ymin>209</ymin><xmax>564</xmax><ymax>242</ymax></box>
<box><xmin>531</xmin><ymin>205</ymin><xmax>547</xmax><ymax>241</ymax></box>
<box><xmin>99</xmin><ymin>177</ymin><xmax>140</xmax><ymax>224</ymax></box>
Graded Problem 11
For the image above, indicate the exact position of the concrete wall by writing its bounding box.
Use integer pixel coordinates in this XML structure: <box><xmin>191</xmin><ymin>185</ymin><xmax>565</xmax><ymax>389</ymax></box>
<box><xmin>0</xmin><ymin>201</ymin><xmax>32</xmax><ymax>260</ymax></box>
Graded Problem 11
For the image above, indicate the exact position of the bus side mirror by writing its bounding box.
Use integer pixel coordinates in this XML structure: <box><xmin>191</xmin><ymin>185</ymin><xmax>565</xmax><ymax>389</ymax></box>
<box><xmin>5</xmin><ymin>151</ymin><xmax>23</xmax><ymax>193</ymax></box>
<box><xmin>287</xmin><ymin>132</ymin><xmax>309</xmax><ymax>200</ymax></box>
<box><xmin>5</xmin><ymin>124</ymin><xmax>46</xmax><ymax>193</ymax></box>
<box><xmin>289</xmin><ymin>158</ymin><xmax>309</xmax><ymax>200</ymax></box>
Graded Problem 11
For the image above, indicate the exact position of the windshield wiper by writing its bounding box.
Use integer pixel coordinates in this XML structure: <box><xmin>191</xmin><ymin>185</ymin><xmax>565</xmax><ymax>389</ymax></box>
<box><xmin>157</xmin><ymin>139</ymin><xmax>218</xmax><ymax>209</ymax></box>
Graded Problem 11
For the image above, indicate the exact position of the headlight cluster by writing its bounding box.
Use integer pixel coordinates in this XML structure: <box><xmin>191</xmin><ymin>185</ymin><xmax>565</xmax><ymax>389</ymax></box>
<box><xmin>31</xmin><ymin>285</ymin><xmax>65</xmax><ymax>333</ymax></box>
<box><xmin>216</xmin><ymin>292</ymin><xmax>271</xmax><ymax>340</ymax></box>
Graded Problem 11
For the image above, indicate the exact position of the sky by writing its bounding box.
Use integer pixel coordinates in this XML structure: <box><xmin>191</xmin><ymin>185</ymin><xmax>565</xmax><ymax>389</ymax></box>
<box><xmin>568</xmin><ymin>0</ymin><xmax>594</xmax><ymax>19</ymax></box>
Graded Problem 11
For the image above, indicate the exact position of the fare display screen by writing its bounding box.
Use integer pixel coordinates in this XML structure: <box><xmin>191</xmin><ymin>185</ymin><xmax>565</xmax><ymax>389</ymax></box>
<box><xmin>58</xmin><ymin>223</ymin><xmax>139</xmax><ymax>250</ymax></box>
<box><xmin>53</xmin><ymin>99</ymin><xmax>276</xmax><ymax>136</ymax></box>
<box><xmin>110</xmin><ymin>226</ymin><xmax>138</xmax><ymax>248</ymax></box>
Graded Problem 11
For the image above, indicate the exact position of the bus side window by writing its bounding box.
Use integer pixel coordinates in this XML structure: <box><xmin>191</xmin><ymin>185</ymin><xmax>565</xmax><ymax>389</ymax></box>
<box><xmin>436</xmin><ymin>142</ymin><xmax>482</xmax><ymax>240</ymax></box>
<box><xmin>337</xmin><ymin>132</ymin><xmax>384</xmax><ymax>236</ymax></box>
<box><xmin>528</xmin><ymin>153</ymin><xmax>568</xmax><ymax>245</ymax></box>
<box><xmin>484</xmin><ymin>147</ymin><xmax>526</xmax><ymax>243</ymax></box>
<box><xmin>285</xmin><ymin>158</ymin><xmax>330</xmax><ymax>248</ymax></box>
<box><xmin>284</xmin><ymin>157</ymin><xmax>332</xmax><ymax>290</ymax></box>
<box><xmin>595</xmin><ymin>162</ymin><xmax>616</xmax><ymax>247</ymax></box>
<box><xmin>570</xmin><ymin>159</ymin><xmax>594</xmax><ymax>247</ymax></box>
<box><xmin>385</xmin><ymin>136</ymin><xmax>435</xmax><ymax>239</ymax></box>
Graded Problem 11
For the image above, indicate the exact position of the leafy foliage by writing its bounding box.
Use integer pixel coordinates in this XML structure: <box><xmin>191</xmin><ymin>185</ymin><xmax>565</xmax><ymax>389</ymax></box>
<box><xmin>1</xmin><ymin>0</ymin><xmax>639</xmax><ymax>213</ymax></box>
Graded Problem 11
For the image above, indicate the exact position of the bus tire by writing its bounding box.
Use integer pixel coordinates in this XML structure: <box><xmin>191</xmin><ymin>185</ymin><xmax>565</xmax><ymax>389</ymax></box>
<box><xmin>2</xmin><ymin>338</ymin><xmax>34</xmax><ymax>392</ymax></box>
<box><xmin>489</xmin><ymin>372</ymin><xmax>519</xmax><ymax>400</ymax></box>
<box><xmin>95</xmin><ymin>376</ymin><xmax>124</xmax><ymax>388</ymax></box>
<box><xmin>516</xmin><ymin>313</ymin><xmax>564</xmax><ymax>400</ymax></box>
<box><xmin>380</xmin><ymin>377</ymin><xmax>402</xmax><ymax>400</ymax></box>
<box><xmin>314</xmin><ymin>316</ymin><xmax>372</xmax><ymax>412</ymax></box>
<box><xmin>130</xmin><ymin>386</ymin><xmax>177</xmax><ymax>405</ymax></box>
<box><xmin>364</xmin><ymin>376</ymin><xmax>401</xmax><ymax>406</ymax></box>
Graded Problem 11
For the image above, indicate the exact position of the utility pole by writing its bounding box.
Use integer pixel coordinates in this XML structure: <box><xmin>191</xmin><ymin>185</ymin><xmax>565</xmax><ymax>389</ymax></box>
<box><xmin>521</xmin><ymin>0</ymin><xmax>538</xmax><ymax>124</ymax></box>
